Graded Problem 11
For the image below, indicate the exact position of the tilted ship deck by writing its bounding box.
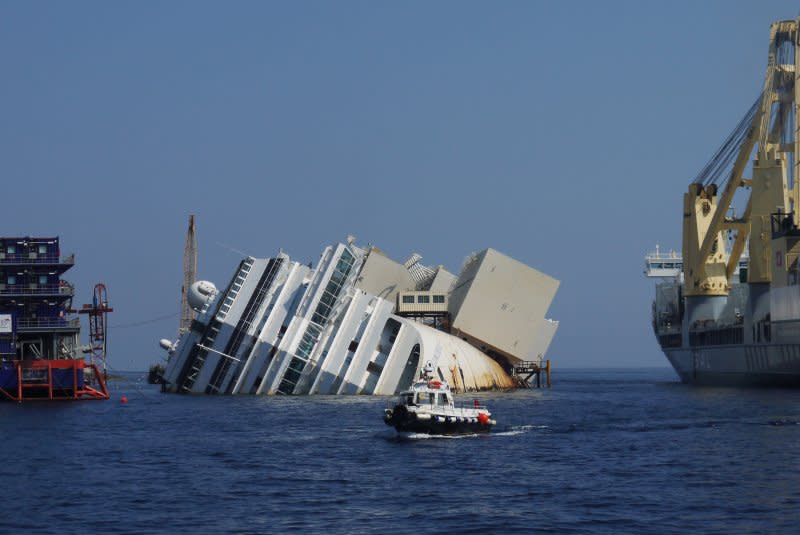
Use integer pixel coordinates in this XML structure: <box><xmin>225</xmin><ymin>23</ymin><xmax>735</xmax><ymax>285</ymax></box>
<box><xmin>158</xmin><ymin>239</ymin><xmax>559</xmax><ymax>396</ymax></box>
<box><xmin>648</xmin><ymin>19</ymin><xmax>800</xmax><ymax>386</ymax></box>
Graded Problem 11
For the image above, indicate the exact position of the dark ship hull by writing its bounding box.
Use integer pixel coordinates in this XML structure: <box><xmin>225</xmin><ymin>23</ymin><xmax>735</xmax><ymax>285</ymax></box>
<box><xmin>383</xmin><ymin>405</ymin><xmax>493</xmax><ymax>435</ymax></box>
<box><xmin>663</xmin><ymin>345</ymin><xmax>800</xmax><ymax>387</ymax></box>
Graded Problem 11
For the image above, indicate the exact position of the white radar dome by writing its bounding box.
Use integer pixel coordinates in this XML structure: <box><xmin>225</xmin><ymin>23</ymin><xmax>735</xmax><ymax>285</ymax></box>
<box><xmin>188</xmin><ymin>280</ymin><xmax>218</xmax><ymax>312</ymax></box>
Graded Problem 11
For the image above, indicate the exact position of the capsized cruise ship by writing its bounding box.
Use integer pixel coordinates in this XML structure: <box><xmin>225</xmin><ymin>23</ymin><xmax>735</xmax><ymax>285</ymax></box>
<box><xmin>647</xmin><ymin>19</ymin><xmax>800</xmax><ymax>386</ymax></box>
<box><xmin>158</xmin><ymin>239</ymin><xmax>559</xmax><ymax>395</ymax></box>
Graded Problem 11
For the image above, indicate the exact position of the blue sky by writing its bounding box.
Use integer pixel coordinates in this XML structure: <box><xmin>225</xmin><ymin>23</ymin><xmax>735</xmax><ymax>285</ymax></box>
<box><xmin>1</xmin><ymin>1</ymin><xmax>798</xmax><ymax>371</ymax></box>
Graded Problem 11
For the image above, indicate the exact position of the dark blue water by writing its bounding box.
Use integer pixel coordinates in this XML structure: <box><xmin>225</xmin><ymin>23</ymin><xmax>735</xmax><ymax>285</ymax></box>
<box><xmin>3</xmin><ymin>367</ymin><xmax>800</xmax><ymax>533</ymax></box>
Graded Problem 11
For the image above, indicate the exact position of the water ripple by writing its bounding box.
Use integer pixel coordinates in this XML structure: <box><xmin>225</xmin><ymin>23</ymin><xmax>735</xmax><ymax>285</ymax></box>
<box><xmin>3</xmin><ymin>369</ymin><xmax>800</xmax><ymax>533</ymax></box>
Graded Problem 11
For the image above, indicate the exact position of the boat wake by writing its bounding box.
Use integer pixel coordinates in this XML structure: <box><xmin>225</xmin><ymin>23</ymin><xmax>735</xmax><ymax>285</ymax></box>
<box><xmin>396</xmin><ymin>431</ymin><xmax>480</xmax><ymax>440</ymax></box>
<box><xmin>766</xmin><ymin>418</ymin><xmax>800</xmax><ymax>426</ymax></box>
<box><xmin>381</xmin><ymin>424</ymin><xmax>546</xmax><ymax>442</ymax></box>
<box><xmin>493</xmin><ymin>424</ymin><xmax>548</xmax><ymax>437</ymax></box>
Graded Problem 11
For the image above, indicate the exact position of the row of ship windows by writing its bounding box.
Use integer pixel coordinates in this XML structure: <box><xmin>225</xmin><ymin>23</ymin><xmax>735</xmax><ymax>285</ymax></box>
<box><xmin>277</xmin><ymin>252</ymin><xmax>356</xmax><ymax>393</ymax></box>
<box><xmin>218</xmin><ymin>261</ymin><xmax>253</xmax><ymax>318</ymax></box>
<box><xmin>4</xmin><ymin>245</ymin><xmax>50</xmax><ymax>255</ymax></box>
<box><xmin>309</xmin><ymin>252</ymin><xmax>356</xmax><ymax>326</ymax></box>
<box><xmin>5</xmin><ymin>275</ymin><xmax>50</xmax><ymax>285</ymax></box>
<box><xmin>402</xmin><ymin>295</ymin><xmax>446</xmax><ymax>304</ymax></box>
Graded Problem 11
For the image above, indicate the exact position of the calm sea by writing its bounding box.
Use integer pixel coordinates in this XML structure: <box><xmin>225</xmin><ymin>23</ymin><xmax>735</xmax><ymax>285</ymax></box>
<box><xmin>2</xmin><ymin>367</ymin><xmax>800</xmax><ymax>534</ymax></box>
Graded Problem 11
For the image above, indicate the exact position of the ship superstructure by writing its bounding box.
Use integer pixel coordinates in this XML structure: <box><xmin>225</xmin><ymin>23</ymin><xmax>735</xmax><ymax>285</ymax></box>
<box><xmin>0</xmin><ymin>236</ymin><xmax>109</xmax><ymax>400</ymax></box>
<box><xmin>0</xmin><ymin>237</ymin><xmax>77</xmax><ymax>360</ymax></box>
<box><xmin>159</xmin><ymin>240</ymin><xmax>559</xmax><ymax>395</ymax></box>
<box><xmin>649</xmin><ymin>19</ymin><xmax>800</xmax><ymax>386</ymax></box>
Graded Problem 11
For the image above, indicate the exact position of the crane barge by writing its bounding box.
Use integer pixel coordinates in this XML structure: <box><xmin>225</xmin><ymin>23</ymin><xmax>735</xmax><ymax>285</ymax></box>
<box><xmin>647</xmin><ymin>19</ymin><xmax>800</xmax><ymax>386</ymax></box>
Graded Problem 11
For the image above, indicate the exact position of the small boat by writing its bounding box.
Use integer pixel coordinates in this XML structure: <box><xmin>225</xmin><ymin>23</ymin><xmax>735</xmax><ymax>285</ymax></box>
<box><xmin>383</xmin><ymin>362</ymin><xmax>496</xmax><ymax>435</ymax></box>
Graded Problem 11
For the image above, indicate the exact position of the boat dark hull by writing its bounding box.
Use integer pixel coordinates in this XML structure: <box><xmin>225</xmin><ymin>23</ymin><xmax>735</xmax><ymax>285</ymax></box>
<box><xmin>384</xmin><ymin>406</ymin><xmax>492</xmax><ymax>435</ymax></box>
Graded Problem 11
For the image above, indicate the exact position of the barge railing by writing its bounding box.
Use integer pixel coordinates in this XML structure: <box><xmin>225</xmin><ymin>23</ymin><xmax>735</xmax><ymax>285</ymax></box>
<box><xmin>0</xmin><ymin>359</ymin><xmax>109</xmax><ymax>402</ymax></box>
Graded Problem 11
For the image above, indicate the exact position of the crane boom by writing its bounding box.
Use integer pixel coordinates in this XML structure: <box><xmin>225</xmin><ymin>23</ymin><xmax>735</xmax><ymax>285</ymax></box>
<box><xmin>180</xmin><ymin>215</ymin><xmax>198</xmax><ymax>334</ymax></box>
<box><xmin>683</xmin><ymin>19</ymin><xmax>800</xmax><ymax>297</ymax></box>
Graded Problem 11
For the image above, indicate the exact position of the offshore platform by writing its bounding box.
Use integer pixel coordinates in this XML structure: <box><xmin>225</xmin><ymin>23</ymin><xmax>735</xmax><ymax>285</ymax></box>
<box><xmin>0</xmin><ymin>236</ymin><xmax>111</xmax><ymax>401</ymax></box>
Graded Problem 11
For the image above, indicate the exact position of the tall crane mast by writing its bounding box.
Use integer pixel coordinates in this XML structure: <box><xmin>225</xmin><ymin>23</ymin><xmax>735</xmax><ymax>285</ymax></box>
<box><xmin>180</xmin><ymin>215</ymin><xmax>198</xmax><ymax>334</ymax></box>
<box><xmin>683</xmin><ymin>19</ymin><xmax>800</xmax><ymax>299</ymax></box>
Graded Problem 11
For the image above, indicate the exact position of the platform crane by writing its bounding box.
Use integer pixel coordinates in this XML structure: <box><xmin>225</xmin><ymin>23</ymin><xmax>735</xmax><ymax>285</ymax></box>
<box><xmin>78</xmin><ymin>283</ymin><xmax>113</xmax><ymax>379</ymax></box>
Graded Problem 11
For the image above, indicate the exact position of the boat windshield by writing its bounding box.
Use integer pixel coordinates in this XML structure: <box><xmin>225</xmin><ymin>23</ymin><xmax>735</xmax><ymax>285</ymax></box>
<box><xmin>417</xmin><ymin>392</ymin><xmax>435</xmax><ymax>405</ymax></box>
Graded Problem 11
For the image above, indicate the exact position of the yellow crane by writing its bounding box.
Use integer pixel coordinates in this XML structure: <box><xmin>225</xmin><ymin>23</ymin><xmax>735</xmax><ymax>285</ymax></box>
<box><xmin>683</xmin><ymin>19</ymin><xmax>800</xmax><ymax>298</ymax></box>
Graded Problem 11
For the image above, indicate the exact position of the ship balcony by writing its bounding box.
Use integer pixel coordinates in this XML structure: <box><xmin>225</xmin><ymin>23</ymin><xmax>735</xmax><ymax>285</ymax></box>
<box><xmin>0</xmin><ymin>252</ymin><xmax>75</xmax><ymax>267</ymax></box>
<box><xmin>0</xmin><ymin>283</ymin><xmax>75</xmax><ymax>298</ymax></box>
<box><xmin>15</xmin><ymin>318</ymin><xmax>80</xmax><ymax>332</ymax></box>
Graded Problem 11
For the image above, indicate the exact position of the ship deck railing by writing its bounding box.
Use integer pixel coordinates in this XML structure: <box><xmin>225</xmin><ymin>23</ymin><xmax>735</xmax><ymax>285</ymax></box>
<box><xmin>0</xmin><ymin>358</ymin><xmax>109</xmax><ymax>402</ymax></box>
<box><xmin>0</xmin><ymin>253</ymin><xmax>74</xmax><ymax>265</ymax></box>
<box><xmin>0</xmin><ymin>283</ymin><xmax>75</xmax><ymax>296</ymax></box>
<box><xmin>512</xmin><ymin>359</ymin><xmax>552</xmax><ymax>388</ymax></box>
<box><xmin>15</xmin><ymin>318</ymin><xmax>81</xmax><ymax>330</ymax></box>
<box><xmin>513</xmin><ymin>361</ymin><xmax>543</xmax><ymax>374</ymax></box>
<box><xmin>387</xmin><ymin>397</ymin><xmax>490</xmax><ymax>413</ymax></box>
